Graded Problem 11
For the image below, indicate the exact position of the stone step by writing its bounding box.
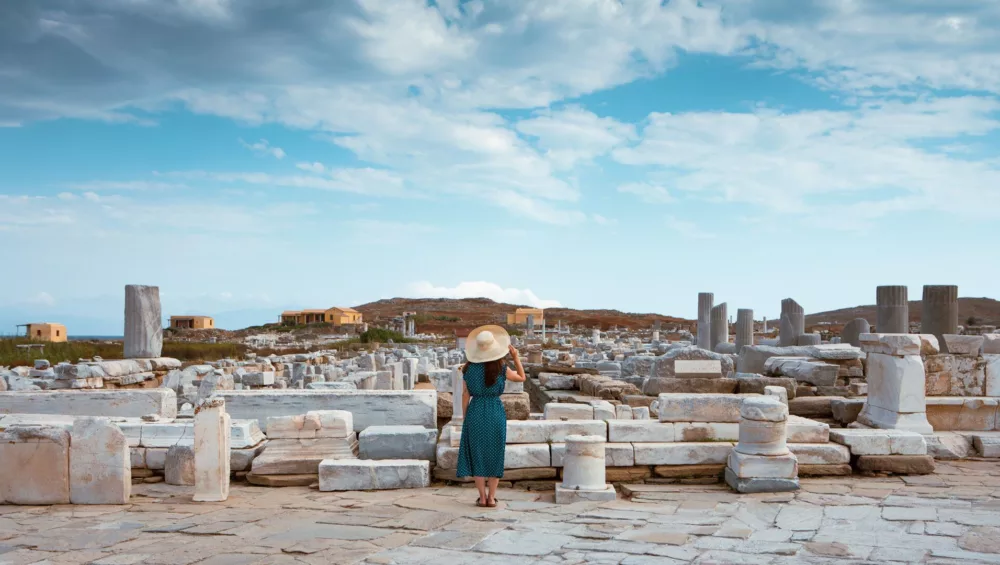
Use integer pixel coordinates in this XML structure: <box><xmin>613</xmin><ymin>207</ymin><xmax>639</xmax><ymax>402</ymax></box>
<box><xmin>829</xmin><ymin>428</ymin><xmax>927</xmax><ymax>456</ymax></box>
<box><xmin>318</xmin><ymin>459</ymin><xmax>430</xmax><ymax>491</ymax></box>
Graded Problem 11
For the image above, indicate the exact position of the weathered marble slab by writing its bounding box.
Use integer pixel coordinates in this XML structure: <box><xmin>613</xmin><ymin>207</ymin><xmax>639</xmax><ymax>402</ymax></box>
<box><xmin>829</xmin><ymin>428</ymin><xmax>927</xmax><ymax>455</ymax></box>
<box><xmin>506</xmin><ymin>420</ymin><xmax>607</xmax><ymax>444</ymax></box>
<box><xmin>657</xmin><ymin>394</ymin><xmax>753</xmax><ymax>423</ymax></box>
<box><xmin>70</xmin><ymin>417</ymin><xmax>130</xmax><ymax>504</ymax></box>
<box><xmin>358</xmin><ymin>425</ymin><xmax>437</xmax><ymax>461</ymax></box>
<box><xmin>607</xmin><ymin>420</ymin><xmax>675</xmax><ymax>443</ymax></box>
<box><xmin>0</xmin><ymin>389</ymin><xmax>177</xmax><ymax>419</ymax></box>
<box><xmin>319</xmin><ymin>459</ymin><xmax>429</xmax><ymax>491</ymax></box>
<box><xmin>633</xmin><ymin>442</ymin><xmax>735</xmax><ymax>465</ymax></box>
<box><xmin>216</xmin><ymin>390</ymin><xmax>437</xmax><ymax>430</ymax></box>
<box><xmin>787</xmin><ymin>443</ymin><xmax>850</xmax><ymax>465</ymax></box>
<box><xmin>0</xmin><ymin>426</ymin><xmax>71</xmax><ymax>504</ymax></box>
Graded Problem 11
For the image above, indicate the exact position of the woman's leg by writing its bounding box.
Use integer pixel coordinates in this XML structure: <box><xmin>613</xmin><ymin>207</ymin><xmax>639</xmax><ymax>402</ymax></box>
<box><xmin>487</xmin><ymin>477</ymin><xmax>500</xmax><ymax>504</ymax></box>
<box><xmin>474</xmin><ymin>477</ymin><xmax>487</xmax><ymax>504</ymax></box>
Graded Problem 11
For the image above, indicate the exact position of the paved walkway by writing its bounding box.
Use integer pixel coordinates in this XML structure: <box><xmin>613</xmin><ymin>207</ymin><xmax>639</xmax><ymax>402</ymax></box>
<box><xmin>3</xmin><ymin>460</ymin><xmax>1000</xmax><ymax>564</ymax></box>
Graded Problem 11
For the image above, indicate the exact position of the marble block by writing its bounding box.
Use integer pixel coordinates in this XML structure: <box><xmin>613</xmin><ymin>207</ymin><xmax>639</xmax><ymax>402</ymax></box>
<box><xmin>551</xmin><ymin>442</ymin><xmax>634</xmax><ymax>467</ymax></box>
<box><xmin>70</xmin><ymin>417</ymin><xmax>130</xmax><ymax>504</ymax></box>
<box><xmin>673</xmin><ymin>422</ymin><xmax>739</xmax><ymax>442</ymax></box>
<box><xmin>0</xmin><ymin>426</ymin><xmax>70</xmax><ymax>504</ymax></box>
<box><xmin>765</xmin><ymin>385</ymin><xmax>788</xmax><ymax>406</ymax></box>
<box><xmin>319</xmin><ymin>459</ymin><xmax>429</xmax><ymax>491</ymax></box>
<box><xmin>725</xmin><ymin>467</ymin><xmax>799</xmax><ymax>493</ymax></box>
<box><xmin>608</xmin><ymin>420</ymin><xmax>674</xmax><ymax>443</ymax></box>
<box><xmin>193</xmin><ymin>397</ymin><xmax>230</xmax><ymax>502</ymax></box>
<box><xmin>674</xmin><ymin>360</ymin><xmax>723</xmax><ymax>378</ymax></box>
<box><xmin>0</xmin><ymin>389</ymin><xmax>177</xmax><ymax>419</ymax></box>
<box><xmin>359</xmin><ymin>425</ymin><xmax>436</xmax><ymax>461</ymax></box>
<box><xmin>506</xmin><ymin>420</ymin><xmax>607</xmax><ymax>444</ymax></box>
<box><xmin>504</xmin><ymin>444</ymin><xmax>551</xmax><ymax>469</ymax></box>
<box><xmin>544</xmin><ymin>403</ymin><xmax>594</xmax><ymax>420</ymax></box>
<box><xmin>859</xmin><ymin>333</ymin><xmax>924</xmax><ymax>356</ymax></box>
<box><xmin>555</xmin><ymin>484</ymin><xmax>616</xmax><ymax>503</ymax></box>
<box><xmin>829</xmin><ymin>428</ymin><xmax>927</xmax><ymax>455</ymax></box>
<box><xmin>763</xmin><ymin>358</ymin><xmax>838</xmax><ymax>387</ymax></box>
<box><xmin>787</xmin><ymin>443</ymin><xmax>850</xmax><ymax>465</ymax></box>
<box><xmin>786</xmin><ymin>416</ymin><xmax>830</xmax><ymax>443</ymax></box>
<box><xmin>633</xmin><ymin>442</ymin><xmax>734</xmax><ymax>465</ymax></box>
<box><xmin>941</xmin><ymin>335</ymin><xmax>985</xmax><ymax>356</ymax></box>
<box><xmin>250</xmin><ymin>434</ymin><xmax>359</xmax><ymax>475</ymax></box>
<box><xmin>727</xmin><ymin>450</ymin><xmax>798</xmax><ymax>479</ymax></box>
<box><xmin>657</xmin><ymin>394</ymin><xmax>749</xmax><ymax>423</ymax></box>
<box><xmin>985</xmin><ymin>355</ymin><xmax>1000</xmax><ymax>397</ymax></box>
<box><xmin>165</xmin><ymin>445</ymin><xmax>195</xmax><ymax>485</ymax></box>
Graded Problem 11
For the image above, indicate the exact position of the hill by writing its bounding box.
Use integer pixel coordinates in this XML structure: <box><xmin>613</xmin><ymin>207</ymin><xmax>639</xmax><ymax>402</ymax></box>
<box><xmin>805</xmin><ymin>297</ymin><xmax>1000</xmax><ymax>330</ymax></box>
<box><xmin>353</xmin><ymin>298</ymin><xmax>690</xmax><ymax>334</ymax></box>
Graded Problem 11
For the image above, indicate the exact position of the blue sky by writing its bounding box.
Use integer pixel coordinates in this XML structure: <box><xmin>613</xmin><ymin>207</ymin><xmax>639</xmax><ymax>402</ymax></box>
<box><xmin>2</xmin><ymin>0</ymin><xmax>999</xmax><ymax>334</ymax></box>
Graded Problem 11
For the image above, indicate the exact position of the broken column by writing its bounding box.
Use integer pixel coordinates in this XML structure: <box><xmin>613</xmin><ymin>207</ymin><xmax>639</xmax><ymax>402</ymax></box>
<box><xmin>697</xmin><ymin>292</ymin><xmax>714</xmax><ymax>350</ymax></box>
<box><xmin>841</xmin><ymin>318</ymin><xmax>871</xmax><ymax>347</ymax></box>
<box><xmin>725</xmin><ymin>396</ymin><xmax>799</xmax><ymax>493</ymax></box>
<box><xmin>710</xmin><ymin>302</ymin><xmax>728</xmax><ymax>352</ymax></box>
<box><xmin>735</xmin><ymin>308</ymin><xmax>753</xmax><ymax>353</ymax></box>
<box><xmin>70</xmin><ymin>417</ymin><xmax>130</xmax><ymax>504</ymax></box>
<box><xmin>922</xmin><ymin>285</ymin><xmax>959</xmax><ymax>352</ymax></box>
<box><xmin>193</xmin><ymin>396</ymin><xmax>230</xmax><ymax>502</ymax></box>
<box><xmin>592</xmin><ymin>328</ymin><xmax>601</xmax><ymax>344</ymax></box>
<box><xmin>124</xmin><ymin>284</ymin><xmax>163</xmax><ymax>358</ymax></box>
<box><xmin>876</xmin><ymin>285</ymin><xmax>909</xmax><ymax>334</ymax></box>
<box><xmin>778</xmin><ymin>298</ymin><xmax>804</xmax><ymax>347</ymax></box>
<box><xmin>856</xmin><ymin>334</ymin><xmax>934</xmax><ymax>434</ymax></box>
<box><xmin>555</xmin><ymin>435</ymin><xmax>616</xmax><ymax>503</ymax></box>
<box><xmin>526</xmin><ymin>314</ymin><xmax>535</xmax><ymax>337</ymax></box>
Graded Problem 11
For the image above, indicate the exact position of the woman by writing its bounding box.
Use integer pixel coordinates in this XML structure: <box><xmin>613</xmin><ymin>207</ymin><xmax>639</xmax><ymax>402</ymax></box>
<box><xmin>456</xmin><ymin>325</ymin><xmax>526</xmax><ymax>507</ymax></box>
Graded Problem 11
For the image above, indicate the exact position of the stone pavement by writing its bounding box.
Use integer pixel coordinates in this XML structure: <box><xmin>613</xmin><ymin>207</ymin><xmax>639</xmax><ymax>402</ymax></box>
<box><xmin>4</xmin><ymin>461</ymin><xmax>1000</xmax><ymax>565</ymax></box>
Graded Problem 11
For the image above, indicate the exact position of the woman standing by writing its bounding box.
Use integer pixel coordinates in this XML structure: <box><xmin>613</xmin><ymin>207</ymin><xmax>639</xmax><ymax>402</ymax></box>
<box><xmin>456</xmin><ymin>325</ymin><xmax>526</xmax><ymax>507</ymax></box>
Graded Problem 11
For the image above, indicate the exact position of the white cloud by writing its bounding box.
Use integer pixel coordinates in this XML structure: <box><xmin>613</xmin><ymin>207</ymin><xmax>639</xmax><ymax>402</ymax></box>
<box><xmin>167</xmin><ymin>167</ymin><xmax>410</xmax><ymax>197</ymax></box>
<box><xmin>239</xmin><ymin>138</ymin><xmax>285</xmax><ymax>159</ymax></box>
<box><xmin>617</xmin><ymin>182</ymin><xmax>674</xmax><ymax>204</ymax></box>
<box><xmin>591</xmin><ymin>214</ymin><xmax>617</xmax><ymax>226</ymax></box>
<box><xmin>407</xmin><ymin>281</ymin><xmax>561</xmax><ymax>309</ymax></box>
<box><xmin>296</xmin><ymin>162</ymin><xmax>325</xmax><ymax>173</ymax></box>
<box><xmin>516</xmin><ymin>106</ymin><xmax>635</xmax><ymax>169</ymax></box>
<box><xmin>613</xmin><ymin>96</ymin><xmax>1000</xmax><ymax>220</ymax></box>
<box><xmin>57</xmin><ymin>192</ymin><xmax>77</xmax><ymax>200</ymax></box>
<box><xmin>66</xmin><ymin>180</ymin><xmax>188</xmax><ymax>191</ymax></box>
<box><xmin>82</xmin><ymin>192</ymin><xmax>101</xmax><ymax>202</ymax></box>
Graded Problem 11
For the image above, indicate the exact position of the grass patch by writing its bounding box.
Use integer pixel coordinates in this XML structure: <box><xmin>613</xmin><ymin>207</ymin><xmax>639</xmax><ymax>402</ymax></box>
<box><xmin>359</xmin><ymin>328</ymin><xmax>409</xmax><ymax>344</ymax></box>
<box><xmin>0</xmin><ymin>337</ymin><xmax>247</xmax><ymax>367</ymax></box>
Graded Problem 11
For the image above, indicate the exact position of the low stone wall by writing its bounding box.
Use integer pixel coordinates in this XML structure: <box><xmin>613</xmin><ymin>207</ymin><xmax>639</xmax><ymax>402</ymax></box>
<box><xmin>0</xmin><ymin>389</ymin><xmax>177</xmax><ymax>419</ymax></box>
<box><xmin>216</xmin><ymin>390</ymin><xmax>437</xmax><ymax>431</ymax></box>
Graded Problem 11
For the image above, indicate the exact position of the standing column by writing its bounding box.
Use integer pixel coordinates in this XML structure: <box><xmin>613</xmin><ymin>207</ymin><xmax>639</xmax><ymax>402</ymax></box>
<box><xmin>124</xmin><ymin>284</ymin><xmax>162</xmax><ymax>358</ymax></box>
<box><xmin>555</xmin><ymin>435</ymin><xmax>616</xmax><ymax>503</ymax></box>
<box><xmin>697</xmin><ymin>292</ymin><xmax>714</xmax><ymax>350</ymax></box>
<box><xmin>193</xmin><ymin>397</ymin><xmax>230</xmax><ymax>502</ymax></box>
<box><xmin>451</xmin><ymin>367</ymin><xmax>464</xmax><ymax>423</ymax></box>
<box><xmin>592</xmin><ymin>328</ymin><xmax>600</xmax><ymax>344</ymax></box>
<box><xmin>778</xmin><ymin>298</ymin><xmax>804</xmax><ymax>347</ymax></box>
<box><xmin>876</xmin><ymin>286</ymin><xmax>909</xmax><ymax>334</ymax></box>
<box><xmin>735</xmin><ymin>309</ymin><xmax>754</xmax><ymax>352</ymax></box>
<box><xmin>526</xmin><ymin>314</ymin><xmax>535</xmax><ymax>337</ymax></box>
<box><xmin>922</xmin><ymin>285</ymin><xmax>959</xmax><ymax>351</ymax></box>
<box><xmin>710</xmin><ymin>303</ymin><xmax>728</xmax><ymax>351</ymax></box>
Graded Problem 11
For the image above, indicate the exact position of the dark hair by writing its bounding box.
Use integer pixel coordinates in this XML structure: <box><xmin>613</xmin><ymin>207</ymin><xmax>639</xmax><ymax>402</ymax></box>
<box><xmin>463</xmin><ymin>358</ymin><xmax>506</xmax><ymax>388</ymax></box>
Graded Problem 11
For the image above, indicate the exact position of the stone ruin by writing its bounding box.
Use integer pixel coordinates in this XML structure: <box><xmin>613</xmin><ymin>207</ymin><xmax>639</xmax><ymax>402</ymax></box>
<box><xmin>2</xmin><ymin>282</ymin><xmax>999</xmax><ymax>504</ymax></box>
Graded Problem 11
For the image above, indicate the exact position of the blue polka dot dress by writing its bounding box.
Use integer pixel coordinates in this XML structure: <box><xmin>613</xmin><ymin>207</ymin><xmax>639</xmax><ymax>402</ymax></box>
<box><xmin>456</xmin><ymin>362</ymin><xmax>507</xmax><ymax>479</ymax></box>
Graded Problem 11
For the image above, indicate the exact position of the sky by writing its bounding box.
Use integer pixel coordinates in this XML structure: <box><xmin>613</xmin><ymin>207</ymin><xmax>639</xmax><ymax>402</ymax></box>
<box><xmin>2</xmin><ymin>0</ymin><xmax>1000</xmax><ymax>335</ymax></box>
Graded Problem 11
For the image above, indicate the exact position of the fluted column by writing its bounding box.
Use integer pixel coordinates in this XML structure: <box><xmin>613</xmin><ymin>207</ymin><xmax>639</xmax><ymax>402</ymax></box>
<box><xmin>735</xmin><ymin>309</ymin><xmax>754</xmax><ymax>352</ymax></box>
<box><xmin>876</xmin><ymin>286</ymin><xmax>909</xmax><ymax>334</ymax></box>
<box><xmin>778</xmin><ymin>298</ymin><xmax>804</xmax><ymax>347</ymax></box>
<box><xmin>710</xmin><ymin>303</ymin><xmax>728</xmax><ymax>351</ymax></box>
<box><xmin>922</xmin><ymin>285</ymin><xmax>959</xmax><ymax>350</ymax></box>
<box><xmin>697</xmin><ymin>292</ymin><xmax>714</xmax><ymax>350</ymax></box>
<box><xmin>124</xmin><ymin>285</ymin><xmax>162</xmax><ymax>358</ymax></box>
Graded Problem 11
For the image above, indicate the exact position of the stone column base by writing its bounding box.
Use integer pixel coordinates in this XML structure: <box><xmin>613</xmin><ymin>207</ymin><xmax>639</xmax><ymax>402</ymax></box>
<box><xmin>555</xmin><ymin>484</ymin><xmax>616</xmax><ymax>504</ymax></box>
<box><xmin>857</xmin><ymin>404</ymin><xmax>934</xmax><ymax>434</ymax></box>
<box><xmin>725</xmin><ymin>468</ymin><xmax>800</xmax><ymax>493</ymax></box>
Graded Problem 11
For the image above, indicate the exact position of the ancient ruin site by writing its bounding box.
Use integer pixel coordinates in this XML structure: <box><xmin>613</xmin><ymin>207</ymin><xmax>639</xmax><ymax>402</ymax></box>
<box><xmin>3</xmin><ymin>284</ymin><xmax>1000</xmax><ymax>564</ymax></box>
<box><xmin>4</xmin><ymin>1</ymin><xmax>1000</xmax><ymax>564</ymax></box>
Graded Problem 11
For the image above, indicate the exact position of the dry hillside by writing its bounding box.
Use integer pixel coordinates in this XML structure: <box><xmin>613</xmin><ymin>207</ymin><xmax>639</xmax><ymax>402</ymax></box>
<box><xmin>353</xmin><ymin>298</ymin><xmax>691</xmax><ymax>334</ymax></box>
<box><xmin>805</xmin><ymin>297</ymin><xmax>1000</xmax><ymax>331</ymax></box>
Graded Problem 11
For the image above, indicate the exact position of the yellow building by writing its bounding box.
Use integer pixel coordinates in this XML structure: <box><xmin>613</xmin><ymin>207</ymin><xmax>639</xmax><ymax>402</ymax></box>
<box><xmin>506</xmin><ymin>307</ymin><xmax>545</xmax><ymax>326</ymax></box>
<box><xmin>280</xmin><ymin>307</ymin><xmax>363</xmax><ymax>326</ymax></box>
<box><xmin>169</xmin><ymin>316</ymin><xmax>215</xmax><ymax>330</ymax></box>
<box><xmin>25</xmin><ymin>323</ymin><xmax>68</xmax><ymax>342</ymax></box>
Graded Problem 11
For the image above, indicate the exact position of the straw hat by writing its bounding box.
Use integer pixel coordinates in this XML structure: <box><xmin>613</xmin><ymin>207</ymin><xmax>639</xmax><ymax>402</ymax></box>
<box><xmin>465</xmin><ymin>325</ymin><xmax>511</xmax><ymax>363</ymax></box>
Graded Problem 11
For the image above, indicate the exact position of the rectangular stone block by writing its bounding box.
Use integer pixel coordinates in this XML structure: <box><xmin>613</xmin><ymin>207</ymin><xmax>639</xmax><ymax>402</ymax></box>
<box><xmin>251</xmin><ymin>435</ymin><xmax>358</xmax><ymax>475</ymax></box>
<box><xmin>788</xmin><ymin>443</ymin><xmax>850</xmax><ymax>465</ymax></box>
<box><xmin>217</xmin><ymin>390</ymin><xmax>437</xmax><ymax>431</ymax></box>
<box><xmin>865</xmin><ymin>353</ymin><xmax>927</xmax><ymax>413</ymax></box>
<box><xmin>763</xmin><ymin>357</ymin><xmax>838</xmax><ymax>386</ymax></box>
<box><xmin>0</xmin><ymin>389</ymin><xmax>177</xmax><ymax>419</ymax></box>
<box><xmin>859</xmin><ymin>334</ymin><xmax>923</xmax><ymax>356</ymax></box>
<box><xmin>673</xmin><ymin>360</ymin><xmax>722</xmax><ymax>378</ymax></box>
<box><xmin>319</xmin><ymin>459</ymin><xmax>429</xmax><ymax>491</ymax></box>
<box><xmin>539</xmin><ymin>373</ymin><xmax>578</xmax><ymax>390</ymax></box>
<box><xmin>0</xmin><ymin>426</ymin><xmax>70</xmax><ymax>504</ymax></box>
<box><xmin>506</xmin><ymin>420</ymin><xmax>607</xmax><ymax>444</ymax></box>
<box><xmin>984</xmin><ymin>335</ymin><xmax>1000</xmax><ymax>355</ymax></box>
<box><xmin>544</xmin><ymin>403</ymin><xmax>594</xmax><ymax>420</ymax></box>
<box><xmin>855</xmin><ymin>455</ymin><xmax>934</xmax><ymax>475</ymax></box>
<box><xmin>941</xmin><ymin>335</ymin><xmax>984</xmax><ymax>356</ymax></box>
<box><xmin>70</xmin><ymin>417</ymin><xmax>130</xmax><ymax>504</ymax></box>
<box><xmin>786</xmin><ymin>415</ymin><xmax>830</xmax><ymax>443</ymax></box>
<box><xmin>657</xmin><ymin>394</ymin><xmax>749</xmax><ymax>423</ymax></box>
<box><xmin>985</xmin><ymin>355</ymin><xmax>1000</xmax><ymax>397</ymax></box>
<box><xmin>607</xmin><ymin>420</ymin><xmax>674</xmax><ymax>443</ymax></box>
<box><xmin>830</xmin><ymin>428</ymin><xmax>926</xmax><ymax>455</ymax></box>
<box><xmin>926</xmin><ymin>397</ymin><xmax>1000</xmax><ymax>431</ymax></box>
<box><xmin>551</xmin><ymin>442</ymin><xmax>634</xmax><ymax>467</ymax></box>
<box><xmin>727</xmin><ymin>450</ymin><xmax>797</xmax><ymax>479</ymax></box>
<box><xmin>505</xmin><ymin>444</ymin><xmax>551</xmax><ymax>469</ymax></box>
<box><xmin>633</xmin><ymin>442</ymin><xmax>735</xmax><ymax>465</ymax></box>
<box><xmin>359</xmin><ymin>425</ymin><xmax>437</xmax><ymax>461</ymax></box>
<box><xmin>673</xmin><ymin>422</ymin><xmax>739</xmax><ymax>442</ymax></box>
